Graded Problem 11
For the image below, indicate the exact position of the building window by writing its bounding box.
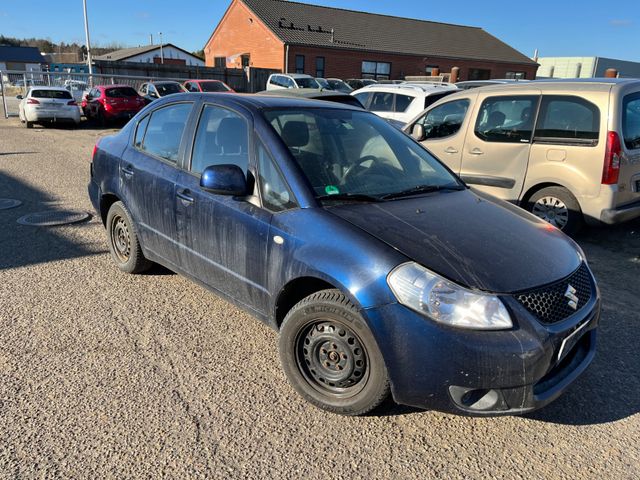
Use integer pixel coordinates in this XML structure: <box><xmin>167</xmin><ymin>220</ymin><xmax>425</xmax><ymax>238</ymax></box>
<box><xmin>505</xmin><ymin>71</ymin><xmax>527</xmax><ymax>79</ymax></box>
<box><xmin>468</xmin><ymin>68</ymin><xmax>491</xmax><ymax>80</ymax></box>
<box><xmin>425</xmin><ymin>65</ymin><xmax>439</xmax><ymax>76</ymax></box>
<box><xmin>295</xmin><ymin>55</ymin><xmax>305</xmax><ymax>74</ymax></box>
<box><xmin>241</xmin><ymin>54</ymin><xmax>250</xmax><ymax>68</ymax></box>
<box><xmin>362</xmin><ymin>61</ymin><xmax>391</xmax><ymax>80</ymax></box>
<box><xmin>315</xmin><ymin>57</ymin><xmax>325</xmax><ymax>78</ymax></box>
<box><xmin>214</xmin><ymin>56</ymin><xmax>226</xmax><ymax>68</ymax></box>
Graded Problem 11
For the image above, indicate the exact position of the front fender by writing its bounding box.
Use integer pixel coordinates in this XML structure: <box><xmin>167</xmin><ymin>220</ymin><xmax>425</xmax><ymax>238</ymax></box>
<box><xmin>267</xmin><ymin>208</ymin><xmax>407</xmax><ymax>315</ymax></box>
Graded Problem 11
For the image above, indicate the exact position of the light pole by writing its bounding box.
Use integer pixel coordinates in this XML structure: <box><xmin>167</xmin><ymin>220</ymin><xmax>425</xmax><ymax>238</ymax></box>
<box><xmin>159</xmin><ymin>32</ymin><xmax>164</xmax><ymax>64</ymax></box>
<box><xmin>82</xmin><ymin>0</ymin><xmax>93</xmax><ymax>75</ymax></box>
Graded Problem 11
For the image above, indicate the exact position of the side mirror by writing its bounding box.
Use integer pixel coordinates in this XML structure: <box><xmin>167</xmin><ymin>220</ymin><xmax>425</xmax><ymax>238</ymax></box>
<box><xmin>200</xmin><ymin>164</ymin><xmax>247</xmax><ymax>196</ymax></box>
<box><xmin>16</xmin><ymin>95</ymin><xmax>23</xmax><ymax>100</ymax></box>
<box><xmin>149</xmin><ymin>91</ymin><xmax>158</xmax><ymax>98</ymax></box>
<box><xmin>411</xmin><ymin>123</ymin><xmax>426</xmax><ymax>141</ymax></box>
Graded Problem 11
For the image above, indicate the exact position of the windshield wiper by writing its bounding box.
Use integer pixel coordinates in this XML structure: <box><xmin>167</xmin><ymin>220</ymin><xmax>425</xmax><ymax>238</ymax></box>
<box><xmin>316</xmin><ymin>193</ymin><xmax>383</xmax><ymax>203</ymax></box>
<box><xmin>381</xmin><ymin>184</ymin><xmax>464</xmax><ymax>200</ymax></box>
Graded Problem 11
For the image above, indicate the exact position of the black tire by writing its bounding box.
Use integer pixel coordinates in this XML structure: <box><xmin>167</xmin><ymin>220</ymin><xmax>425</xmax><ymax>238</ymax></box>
<box><xmin>106</xmin><ymin>201</ymin><xmax>152</xmax><ymax>274</ymax></box>
<box><xmin>527</xmin><ymin>186</ymin><xmax>583</xmax><ymax>236</ymax></box>
<box><xmin>279</xmin><ymin>289</ymin><xmax>390</xmax><ymax>416</ymax></box>
<box><xmin>97</xmin><ymin>109</ymin><xmax>106</xmax><ymax>127</ymax></box>
<box><xmin>25</xmin><ymin>120</ymin><xmax>33</xmax><ymax>129</ymax></box>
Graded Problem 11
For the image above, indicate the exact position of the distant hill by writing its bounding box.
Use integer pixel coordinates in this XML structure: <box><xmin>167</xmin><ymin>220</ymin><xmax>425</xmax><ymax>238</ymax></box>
<box><xmin>0</xmin><ymin>35</ymin><xmax>127</xmax><ymax>59</ymax></box>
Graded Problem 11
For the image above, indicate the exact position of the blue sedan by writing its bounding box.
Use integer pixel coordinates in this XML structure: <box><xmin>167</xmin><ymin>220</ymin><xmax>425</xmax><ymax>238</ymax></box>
<box><xmin>89</xmin><ymin>93</ymin><xmax>600</xmax><ymax>416</ymax></box>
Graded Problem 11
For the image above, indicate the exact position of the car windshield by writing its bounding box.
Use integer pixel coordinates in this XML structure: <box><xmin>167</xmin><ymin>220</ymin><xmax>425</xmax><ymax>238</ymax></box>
<box><xmin>156</xmin><ymin>83</ymin><xmax>183</xmax><ymax>95</ymax></box>
<box><xmin>31</xmin><ymin>89</ymin><xmax>73</xmax><ymax>99</ymax></box>
<box><xmin>199</xmin><ymin>81</ymin><xmax>231</xmax><ymax>92</ymax></box>
<box><xmin>106</xmin><ymin>87</ymin><xmax>138</xmax><ymax>98</ymax></box>
<box><xmin>263</xmin><ymin>108</ymin><xmax>462</xmax><ymax>201</ymax></box>
<box><xmin>316</xmin><ymin>78</ymin><xmax>330</xmax><ymax>89</ymax></box>
<box><xmin>295</xmin><ymin>78</ymin><xmax>320</xmax><ymax>89</ymax></box>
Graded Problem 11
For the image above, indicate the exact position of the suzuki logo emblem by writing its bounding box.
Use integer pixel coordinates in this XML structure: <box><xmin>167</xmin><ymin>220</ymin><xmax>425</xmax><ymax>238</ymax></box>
<box><xmin>565</xmin><ymin>285</ymin><xmax>579</xmax><ymax>310</ymax></box>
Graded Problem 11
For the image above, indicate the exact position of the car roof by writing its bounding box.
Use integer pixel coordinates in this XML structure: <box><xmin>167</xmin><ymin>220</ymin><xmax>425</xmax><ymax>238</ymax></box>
<box><xmin>153</xmin><ymin>92</ymin><xmax>364</xmax><ymax>111</ymax></box>
<box><xmin>28</xmin><ymin>86</ymin><xmax>71</xmax><ymax>91</ymax></box>
<box><xmin>284</xmin><ymin>73</ymin><xmax>314</xmax><ymax>79</ymax></box>
<box><xmin>451</xmin><ymin>78</ymin><xmax>640</xmax><ymax>94</ymax></box>
<box><xmin>353</xmin><ymin>83</ymin><xmax>458</xmax><ymax>95</ymax></box>
<box><xmin>185</xmin><ymin>79</ymin><xmax>223</xmax><ymax>83</ymax></box>
<box><xmin>150</xmin><ymin>80</ymin><xmax>182</xmax><ymax>85</ymax></box>
<box><xmin>258</xmin><ymin>88</ymin><xmax>354</xmax><ymax>100</ymax></box>
<box><xmin>99</xmin><ymin>84</ymin><xmax>134</xmax><ymax>89</ymax></box>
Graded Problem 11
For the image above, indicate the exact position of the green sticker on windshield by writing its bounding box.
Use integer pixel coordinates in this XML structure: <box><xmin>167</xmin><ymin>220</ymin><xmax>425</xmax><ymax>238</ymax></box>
<box><xmin>325</xmin><ymin>185</ymin><xmax>340</xmax><ymax>195</ymax></box>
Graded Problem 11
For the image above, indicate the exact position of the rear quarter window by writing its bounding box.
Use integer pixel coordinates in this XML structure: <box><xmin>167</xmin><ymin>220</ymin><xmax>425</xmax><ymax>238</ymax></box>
<box><xmin>622</xmin><ymin>92</ymin><xmax>640</xmax><ymax>150</ymax></box>
<box><xmin>535</xmin><ymin>96</ymin><xmax>600</xmax><ymax>144</ymax></box>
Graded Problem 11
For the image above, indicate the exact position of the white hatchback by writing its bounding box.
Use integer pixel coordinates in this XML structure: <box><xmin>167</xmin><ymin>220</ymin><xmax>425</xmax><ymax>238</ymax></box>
<box><xmin>18</xmin><ymin>87</ymin><xmax>81</xmax><ymax>128</ymax></box>
<box><xmin>351</xmin><ymin>83</ymin><xmax>459</xmax><ymax>125</ymax></box>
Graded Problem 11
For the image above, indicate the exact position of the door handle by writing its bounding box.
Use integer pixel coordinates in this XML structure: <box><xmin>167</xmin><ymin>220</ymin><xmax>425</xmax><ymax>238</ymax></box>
<box><xmin>176</xmin><ymin>189</ymin><xmax>194</xmax><ymax>205</ymax></box>
<box><xmin>444</xmin><ymin>147</ymin><xmax>459</xmax><ymax>154</ymax></box>
<box><xmin>122</xmin><ymin>165</ymin><xmax>134</xmax><ymax>176</ymax></box>
<box><xmin>469</xmin><ymin>148</ymin><xmax>484</xmax><ymax>156</ymax></box>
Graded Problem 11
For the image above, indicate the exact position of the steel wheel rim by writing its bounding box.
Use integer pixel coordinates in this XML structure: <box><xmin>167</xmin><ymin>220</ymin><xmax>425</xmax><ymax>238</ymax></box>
<box><xmin>532</xmin><ymin>196</ymin><xmax>569</xmax><ymax>229</ymax></box>
<box><xmin>110</xmin><ymin>214</ymin><xmax>131</xmax><ymax>262</ymax></box>
<box><xmin>295</xmin><ymin>319</ymin><xmax>369</xmax><ymax>397</ymax></box>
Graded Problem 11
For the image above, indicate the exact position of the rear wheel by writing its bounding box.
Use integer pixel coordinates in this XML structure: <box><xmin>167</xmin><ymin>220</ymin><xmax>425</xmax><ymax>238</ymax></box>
<box><xmin>279</xmin><ymin>289</ymin><xmax>390</xmax><ymax>416</ymax></box>
<box><xmin>527</xmin><ymin>186</ymin><xmax>583</xmax><ymax>235</ymax></box>
<box><xmin>25</xmin><ymin>120</ymin><xmax>33</xmax><ymax>129</ymax></box>
<box><xmin>106</xmin><ymin>201</ymin><xmax>152</xmax><ymax>274</ymax></box>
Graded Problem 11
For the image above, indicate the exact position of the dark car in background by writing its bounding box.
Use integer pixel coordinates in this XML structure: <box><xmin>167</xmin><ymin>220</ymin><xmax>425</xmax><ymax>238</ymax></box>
<box><xmin>89</xmin><ymin>93</ymin><xmax>600</xmax><ymax>417</ymax></box>
<box><xmin>82</xmin><ymin>85</ymin><xmax>146</xmax><ymax>124</ymax></box>
<box><xmin>346</xmin><ymin>78</ymin><xmax>378</xmax><ymax>90</ymax></box>
<box><xmin>138</xmin><ymin>81</ymin><xmax>186</xmax><ymax>104</ymax></box>
<box><xmin>183</xmin><ymin>79</ymin><xmax>234</xmax><ymax>93</ymax></box>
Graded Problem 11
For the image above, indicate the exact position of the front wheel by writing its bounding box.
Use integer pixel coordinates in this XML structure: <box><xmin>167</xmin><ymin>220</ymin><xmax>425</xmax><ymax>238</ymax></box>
<box><xmin>527</xmin><ymin>186</ymin><xmax>583</xmax><ymax>236</ymax></box>
<box><xmin>279</xmin><ymin>289</ymin><xmax>390</xmax><ymax>416</ymax></box>
<box><xmin>106</xmin><ymin>201</ymin><xmax>152</xmax><ymax>274</ymax></box>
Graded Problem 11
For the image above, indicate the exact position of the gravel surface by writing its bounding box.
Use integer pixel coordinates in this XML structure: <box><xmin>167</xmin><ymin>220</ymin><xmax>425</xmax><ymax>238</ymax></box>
<box><xmin>0</xmin><ymin>118</ymin><xmax>639</xmax><ymax>479</ymax></box>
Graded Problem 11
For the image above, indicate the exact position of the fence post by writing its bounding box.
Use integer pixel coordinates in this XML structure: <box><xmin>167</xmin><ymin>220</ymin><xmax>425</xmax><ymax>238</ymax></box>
<box><xmin>0</xmin><ymin>73</ymin><xmax>8</xmax><ymax>119</ymax></box>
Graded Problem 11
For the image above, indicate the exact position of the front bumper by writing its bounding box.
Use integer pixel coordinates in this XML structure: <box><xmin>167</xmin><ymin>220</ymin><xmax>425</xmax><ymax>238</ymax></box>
<box><xmin>364</xmin><ymin>285</ymin><xmax>600</xmax><ymax>416</ymax></box>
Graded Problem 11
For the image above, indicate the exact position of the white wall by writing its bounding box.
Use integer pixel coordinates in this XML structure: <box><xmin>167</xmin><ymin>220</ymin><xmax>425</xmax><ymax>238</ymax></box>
<box><xmin>536</xmin><ymin>57</ymin><xmax>596</xmax><ymax>78</ymax></box>
<box><xmin>124</xmin><ymin>46</ymin><xmax>205</xmax><ymax>66</ymax></box>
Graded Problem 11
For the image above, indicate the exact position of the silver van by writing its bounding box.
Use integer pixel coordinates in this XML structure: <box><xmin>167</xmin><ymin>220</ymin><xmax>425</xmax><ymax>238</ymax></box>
<box><xmin>405</xmin><ymin>79</ymin><xmax>640</xmax><ymax>234</ymax></box>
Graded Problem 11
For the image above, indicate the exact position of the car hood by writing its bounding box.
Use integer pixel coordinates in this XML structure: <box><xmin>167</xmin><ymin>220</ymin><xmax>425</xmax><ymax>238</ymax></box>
<box><xmin>327</xmin><ymin>190</ymin><xmax>581</xmax><ymax>293</ymax></box>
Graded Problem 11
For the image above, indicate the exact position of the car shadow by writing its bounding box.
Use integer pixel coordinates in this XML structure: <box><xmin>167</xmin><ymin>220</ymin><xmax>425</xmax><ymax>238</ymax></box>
<box><xmin>0</xmin><ymin>171</ymin><xmax>107</xmax><ymax>270</ymax></box>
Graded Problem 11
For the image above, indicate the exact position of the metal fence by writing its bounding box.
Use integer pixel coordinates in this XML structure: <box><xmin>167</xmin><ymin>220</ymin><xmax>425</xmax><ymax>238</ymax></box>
<box><xmin>0</xmin><ymin>67</ymin><xmax>279</xmax><ymax>118</ymax></box>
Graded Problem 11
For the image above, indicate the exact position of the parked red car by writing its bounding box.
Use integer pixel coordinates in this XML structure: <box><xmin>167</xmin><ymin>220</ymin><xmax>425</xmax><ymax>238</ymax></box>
<box><xmin>82</xmin><ymin>85</ymin><xmax>146</xmax><ymax>124</ymax></box>
<box><xmin>183</xmin><ymin>79</ymin><xmax>234</xmax><ymax>93</ymax></box>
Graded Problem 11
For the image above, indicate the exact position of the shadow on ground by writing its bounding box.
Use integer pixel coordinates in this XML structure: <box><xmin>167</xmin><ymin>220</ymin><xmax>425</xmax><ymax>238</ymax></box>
<box><xmin>0</xmin><ymin>171</ymin><xmax>106</xmax><ymax>270</ymax></box>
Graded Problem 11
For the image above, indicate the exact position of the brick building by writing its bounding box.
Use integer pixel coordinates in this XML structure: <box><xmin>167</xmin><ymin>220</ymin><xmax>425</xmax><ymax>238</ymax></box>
<box><xmin>205</xmin><ymin>0</ymin><xmax>538</xmax><ymax>81</ymax></box>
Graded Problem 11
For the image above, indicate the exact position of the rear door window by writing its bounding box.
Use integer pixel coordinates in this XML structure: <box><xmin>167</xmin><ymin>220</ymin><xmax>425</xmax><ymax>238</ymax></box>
<box><xmin>474</xmin><ymin>95</ymin><xmax>538</xmax><ymax>143</ymax></box>
<box><xmin>395</xmin><ymin>94</ymin><xmax>414</xmax><ymax>113</ymax></box>
<box><xmin>139</xmin><ymin>103</ymin><xmax>192</xmax><ymax>163</ymax></box>
<box><xmin>190</xmin><ymin>105</ymin><xmax>249</xmax><ymax>175</ymax></box>
<box><xmin>370</xmin><ymin>92</ymin><xmax>394</xmax><ymax>112</ymax></box>
<box><xmin>622</xmin><ymin>92</ymin><xmax>640</xmax><ymax>150</ymax></box>
<box><xmin>535</xmin><ymin>96</ymin><xmax>600</xmax><ymax>144</ymax></box>
<box><xmin>418</xmin><ymin>99</ymin><xmax>470</xmax><ymax>139</ymax></box>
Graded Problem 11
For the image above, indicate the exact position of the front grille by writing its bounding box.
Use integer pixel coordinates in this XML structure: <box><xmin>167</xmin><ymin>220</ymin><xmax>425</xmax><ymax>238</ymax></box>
<box><xmin>516</xmin><ymin>264</ymin><xmax>593</xmax><ymax>324</ymax></box>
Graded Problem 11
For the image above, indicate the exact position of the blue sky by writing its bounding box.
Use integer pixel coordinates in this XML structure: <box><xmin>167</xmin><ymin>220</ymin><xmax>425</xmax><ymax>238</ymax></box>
<box><xmin>0</xmin><ymin>0</ymin><xmax>638</xmax><ymax>61</ymax></box>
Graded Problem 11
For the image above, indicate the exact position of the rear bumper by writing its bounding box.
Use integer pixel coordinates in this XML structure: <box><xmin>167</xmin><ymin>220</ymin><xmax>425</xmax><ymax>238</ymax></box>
<box><xmin>600</xmin><ymin>197</ymin><xmax>640</xmax><ymax>224</ymax></box>
<box><xmin>88</xmin><ymin>179</ymin><xmax>101</xmax><ymax>217</ymax></box>
<box><xmin>26</xmin><ymin>109</ymin><xmax>80</xmax><ymax>123</ymax></box>
<box><xmin>104</xmin><ymin>110</ymin><xmax>140</xmax><ymax>120</ymax></box>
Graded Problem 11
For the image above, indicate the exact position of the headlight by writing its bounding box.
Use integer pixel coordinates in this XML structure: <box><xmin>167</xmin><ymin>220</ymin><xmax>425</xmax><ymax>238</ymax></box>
<box><xmin>387</xmin><ymin>262</ymin><xmax>512</xmax><ymax>330</ymax></box>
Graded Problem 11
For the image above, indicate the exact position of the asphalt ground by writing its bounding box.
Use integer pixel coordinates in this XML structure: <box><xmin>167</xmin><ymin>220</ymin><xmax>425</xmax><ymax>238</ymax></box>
<box><xmin>0</xmin><ymin>118</ymin><xmax>639</xmax><ymax>478</ymax></box>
